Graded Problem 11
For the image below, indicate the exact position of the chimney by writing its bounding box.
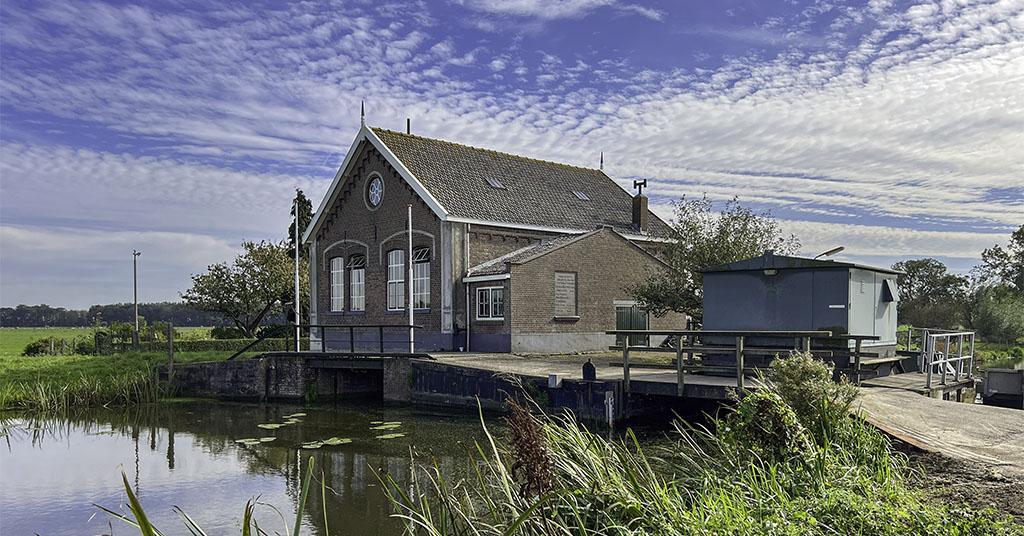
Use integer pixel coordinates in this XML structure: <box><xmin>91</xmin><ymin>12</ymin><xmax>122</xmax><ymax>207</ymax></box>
<box><xmin>632</xmin><ymin>194</ymin><xmax>648</xmax><ymax>233</ymax></box>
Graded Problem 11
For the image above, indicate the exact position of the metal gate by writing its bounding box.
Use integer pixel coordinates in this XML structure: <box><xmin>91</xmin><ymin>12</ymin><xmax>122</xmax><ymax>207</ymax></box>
<box><xmin>615</xmin><ymin>305</ymin><xmax>649</xmax><ymax>347</ymax></box>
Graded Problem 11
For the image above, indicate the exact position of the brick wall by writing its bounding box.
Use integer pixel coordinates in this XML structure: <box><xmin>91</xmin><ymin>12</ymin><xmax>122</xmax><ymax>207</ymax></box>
<box><xmin>509</xmin><ymin>228</ymin><xmax>685</xmax><ymax>352</ymax></box>
<box><xmin>312</xmin><ymin>141</ymin><xmax>446</xmax><ymax>347</ymax></box>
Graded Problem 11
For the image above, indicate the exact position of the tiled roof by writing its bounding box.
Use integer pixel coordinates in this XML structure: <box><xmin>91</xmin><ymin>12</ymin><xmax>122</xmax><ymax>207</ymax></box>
<box><xmin>372</xmin><ymin>128</ymin><xmax>673</xmax><ymax>238</ymax></box>
<box><xmin>467</xmin><ymin>233</ymin><xmax>592</xmax><ymax>276</ymax></box>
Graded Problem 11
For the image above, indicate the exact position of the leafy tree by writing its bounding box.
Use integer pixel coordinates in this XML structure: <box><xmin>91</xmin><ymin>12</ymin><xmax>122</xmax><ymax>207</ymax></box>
<box><xmin>287</xmin><ymin>189</ymin><xmax>313</xmax><ymax>257</ymax></box>
<box><xmin>968</xmin><ymin>284</ymin><xmax>1024</xmax><ymax>344</ymax></box>
<box><xmin>976</xmin><ymin>224</ymin><xmax>1024</xmax><ymax>291</ymax></box>
<box><xmin>181</xmin><ymin>241</ymin><xmax>307</xmax><ymax>337</ymax></box>
<box><xmin>630</xmin><ymin>196</ymin><xmax>800</xmax><ymax>322</ymax></box>
<box><xmin>891</xmin><ymin>258</ymin><xmax>969</xmax><ymax>329</ymax></box>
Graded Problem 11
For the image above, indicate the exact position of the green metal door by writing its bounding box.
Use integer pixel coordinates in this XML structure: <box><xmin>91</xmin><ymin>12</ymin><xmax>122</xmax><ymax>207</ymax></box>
<box><xmin>616</xmin><ymin>305</ymin><xmax>649</xmax><ymax>347</ymax></box>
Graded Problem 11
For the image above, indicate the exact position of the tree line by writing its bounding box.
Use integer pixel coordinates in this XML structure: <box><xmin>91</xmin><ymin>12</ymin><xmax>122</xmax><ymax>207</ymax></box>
<box><xmin>631</xmin><ymin>196</ymin><xmax>1023</xmax><ymax>343</ymax></box>
<box><xmin>0</xmin><ymin>302</ymin><xmax>229</xmax><ymax>328</ymax></box>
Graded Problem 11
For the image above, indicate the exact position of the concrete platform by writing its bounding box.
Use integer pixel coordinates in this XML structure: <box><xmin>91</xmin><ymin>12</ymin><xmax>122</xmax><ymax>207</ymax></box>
<box><xmin>857</xmin><ymin>388</ymin><xmax>1024</xmax><ymax>477</ymax></box>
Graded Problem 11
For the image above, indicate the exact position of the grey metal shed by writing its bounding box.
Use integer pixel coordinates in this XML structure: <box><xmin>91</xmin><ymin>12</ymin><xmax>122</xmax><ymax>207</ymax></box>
<box><xmin>701</xmin><ymin>252</ymin><xmax>901</xmax><ymax>355</ymax></box>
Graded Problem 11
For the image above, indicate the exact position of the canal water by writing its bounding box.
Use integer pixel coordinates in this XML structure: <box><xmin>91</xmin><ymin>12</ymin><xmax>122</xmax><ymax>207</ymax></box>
<box><xmin>0</xmin><ymin>400</ymin><xmax>498</xmax><ymax>535</ymax></box>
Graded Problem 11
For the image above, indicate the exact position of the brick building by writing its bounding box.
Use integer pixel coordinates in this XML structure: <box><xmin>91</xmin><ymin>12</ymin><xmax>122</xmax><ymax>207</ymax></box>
<box><xmin>302</xmin><ymin>124</ymin><xmax>684</xmax><ymax>353</ymax></box>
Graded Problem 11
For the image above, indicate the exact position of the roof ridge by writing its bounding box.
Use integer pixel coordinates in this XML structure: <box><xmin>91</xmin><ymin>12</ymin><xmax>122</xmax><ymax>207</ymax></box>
<box><xmin>371</xmin><ymin>126</ymin><xmax>605</xmax><ymax>175</ymax></box>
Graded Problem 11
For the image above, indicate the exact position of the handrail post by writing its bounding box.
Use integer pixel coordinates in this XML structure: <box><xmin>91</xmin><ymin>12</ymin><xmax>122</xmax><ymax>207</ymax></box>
<box><xmin>736</xmin><ymin>336</ymin><xmax>745</xmax><ymax>390</ymax></box>
<box><xmin>854</xmin><ymin>338</ymin><xmax>862</xmax><ymax>385</ymax></box>
<box><xmin>968</xmin><ymin>333</ymin><xmax>975</xmax><ymax>380</ymax></box>
<box><xmin>676</xmin><ymin>334</ymin><xmax>684</xmax><ymax>397</ymax></box>
<box><xmin>925</xmin><ymin>334</ymin><xmax>933</xmax><ymax>389</ymax></box>
<box><xmin>623</xmin><ymin>334</ymin><xmax>631</xmax><ymax>394</ymax></box>
<box><xmin>802</xmin><ymin>336</ymin><xmax>811</xmax><ymax>353</ymax></box>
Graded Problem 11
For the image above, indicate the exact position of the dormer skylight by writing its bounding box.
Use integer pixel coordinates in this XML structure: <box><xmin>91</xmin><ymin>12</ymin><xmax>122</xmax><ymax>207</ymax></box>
<box><xmin>573</xmin><ymin>191</ymin><xmax>590</xmax><ymax>200</ymax></box>
<box><xmin>485</xmin><ymin>177</ymin><xmax>505</xmax><ymax>189</ymax></box>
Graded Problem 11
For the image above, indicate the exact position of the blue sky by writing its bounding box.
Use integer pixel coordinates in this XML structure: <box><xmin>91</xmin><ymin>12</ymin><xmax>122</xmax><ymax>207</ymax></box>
<box><xmin>1</xmin><ymin>0</ymin><xmax>1022</xmax><ymax>308</ymax></box>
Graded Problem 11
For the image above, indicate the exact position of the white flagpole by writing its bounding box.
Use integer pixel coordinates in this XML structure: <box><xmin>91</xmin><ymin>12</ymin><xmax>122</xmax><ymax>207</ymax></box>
<box><xmin>407</xmin><ymin>204</ymin><xmax>415</xmax><ymax>353</ymax></box>
<box><xmin>293</xmin><ymin>195</ymin><xmax>301</xmax><ymax>352</ymax></box>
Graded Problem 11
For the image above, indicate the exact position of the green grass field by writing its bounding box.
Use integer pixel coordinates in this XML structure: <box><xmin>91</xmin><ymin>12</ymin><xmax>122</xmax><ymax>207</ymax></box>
<box><xmin>0</xmin><ymin>326</ymin><xmax>228</xmax><ymax>410</ymax></box>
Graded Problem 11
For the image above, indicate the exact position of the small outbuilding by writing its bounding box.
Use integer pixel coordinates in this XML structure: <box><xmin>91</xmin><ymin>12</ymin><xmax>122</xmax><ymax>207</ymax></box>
<box><xmin>701</xmin><ymin>252</ymin><xmax>901</xmax><ymax>360</ymax></box>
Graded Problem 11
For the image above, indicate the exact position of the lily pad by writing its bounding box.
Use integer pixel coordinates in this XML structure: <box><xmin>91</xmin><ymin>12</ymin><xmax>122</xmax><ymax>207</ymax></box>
<box><xmin>301</xmin><ymin>441</ymin><xmax>324</xmax><ymax>449</ymax></box>
<box><xmin>369</xmin><ymin>420</ymin><xmax>384</xmax><ymax>424</ymax></box>
<box><xmin>259</xmin><ymin>437</ymin><xmax>277</xmax><ymax>442</ymax></box>
<box><xmin>375</xmin><ymin>433</ymin><xmax>406</xmax><ymax>440</ymax></box>
<box><xmin>235</xmin><ymin>438</ymin><xmax>263</xmax><ymax>446</ymax></box>
<box><xmin>370</xmin><ymin>423</ymin><xmax>402</xmax><ymax>430</ymax></box>
<box><xmin>323</xmin><ymin>437</ymin><xmax>352</xmax><ymax>446</ymax></box>
<box><xmin>257</xmin><ymin>423</ymin><xmax>284</xmax><ymax>430</ymax></box>
<box><xmin>284</xmin><ymin>412</ymin><xmax>307</xmax><ymax>418</ymax></box>
<box><xmin>283</xmin><ymin>419</ymin><xmax>301</xmax><ymax>425</ymax></box>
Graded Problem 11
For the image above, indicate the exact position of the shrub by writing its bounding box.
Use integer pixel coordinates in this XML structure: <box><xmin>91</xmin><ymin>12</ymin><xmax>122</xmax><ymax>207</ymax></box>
<box><xmin>724</xmin><ymin>390</ymin><xmax>812</xmax><ymax>465</ymax></box>
<box><xmin>767</xmin><ymin>351</ymin><xmax>858</xmax><ymax>435</ymax></box>
<box><xmin>22</xmin><ymin>339</ymin><xmax>49</xmax><ymax>356</ymax></box>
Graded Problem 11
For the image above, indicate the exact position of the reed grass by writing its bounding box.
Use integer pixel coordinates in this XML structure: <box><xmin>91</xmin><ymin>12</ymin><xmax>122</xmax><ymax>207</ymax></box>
<box><xmin>97</xmin><ymin>456</ymin><xmax>318</xmax><ymax>535</ymax></box>
<box><xmin>380</xmin><ymin>353</ymin><xmax>1021</xmax><ymax>535</ymax></box>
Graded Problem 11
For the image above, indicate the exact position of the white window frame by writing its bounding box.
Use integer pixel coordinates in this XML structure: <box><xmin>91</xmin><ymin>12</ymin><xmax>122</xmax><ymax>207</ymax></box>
<box><xmin>412</xmin><ymin>247</ymin><xmax>430</xmax><ymax>310</ymax></box>
<box><xmin>386</xmin><ymin>249</ymin><xmax>405</xmax><ymax>311</ymax></box>
<box><xmin>349</xmin><ymin>255</ymin><xmax>365</xmax><ymax>312</ymax></box>
<box><xmin>330</xmin><ymin>257</ymin><xmax>345</xmax><ymax>312</ymax></box>
<box><xmin>476</xmin><ymin>286</ymin><xmax>504</xmax><ymax>321</ymax></box>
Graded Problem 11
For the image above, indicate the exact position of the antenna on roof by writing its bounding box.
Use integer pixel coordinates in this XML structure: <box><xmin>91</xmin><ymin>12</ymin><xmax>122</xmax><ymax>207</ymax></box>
<box><xmin>600</xmin><ymin>152</ymin><xmax>604</xmax><ymax>170</ymax></box>
<box><xmin>406</xmin><ymin>118</ymin><xmax>411</xmax><ymax>134</ymax></box>
<box><xmin>814</xmin><ymin>246</ymin><xmax>845</xmax><ymax>259</ymax></box>
<box><xmin>360</xmin><ymin>100</ymin><xmax>365</xmax><ymax>125</ymax></box>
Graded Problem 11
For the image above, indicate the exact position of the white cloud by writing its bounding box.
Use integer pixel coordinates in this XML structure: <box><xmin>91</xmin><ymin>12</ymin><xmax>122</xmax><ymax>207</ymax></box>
<box><xmin>0</xmin><ymin>225</ymin><xmax>239</xmax><ymax>308</ymax></box>
<box><xmin>0</xmin><ymin>0</ymin><xmax>1021</xmax><ymax>306</ymax></box>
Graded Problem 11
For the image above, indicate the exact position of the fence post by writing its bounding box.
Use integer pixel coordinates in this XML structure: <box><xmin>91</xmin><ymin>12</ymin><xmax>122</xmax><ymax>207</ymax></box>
<box><xmin>167</xmin><ymin>322</ymin><xmax>174</xmax><ymax>378</ymax></box>
<box><xmin>622</xmin><ymin>335</ymin><xmax>631</xmax><ymax>394</ymax></box>
<box><xmin>676</xmin><ymin>334</ymin><xmax>684</xmax><ymax>397</ymax></box>
<box><xmin>736</xmin><ymin>336</ymin><xmax>745</xmax><ymax>390</ymax></box>
<box><xmin>802</xmin><ymin>336</ymin><xmax>811</xmax><ymax>353</ymax></box>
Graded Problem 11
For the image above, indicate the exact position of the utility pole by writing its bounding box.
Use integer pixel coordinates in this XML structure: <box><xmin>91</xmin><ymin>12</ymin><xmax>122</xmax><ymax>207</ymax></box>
<box><xmin>133</xmin><ymin>249</ymin><xmax>141</xmax><ymax>348</ymax></box>
<box><xmin>293</xmin><ymin>194</ymin><xmax>301</xmax><ymax>352</ymax></box>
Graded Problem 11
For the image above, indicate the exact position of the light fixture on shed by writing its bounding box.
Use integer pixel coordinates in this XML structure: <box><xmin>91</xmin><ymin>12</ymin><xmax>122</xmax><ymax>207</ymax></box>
<box><xmin>763</xmin><ymin>269</ymin><xmax>778</xmax><ymax>276</ymax></box>
<box><xmin>813</xmin><ymin>246</ymin><xmax>845</xmax><ymax>259</ymax></box>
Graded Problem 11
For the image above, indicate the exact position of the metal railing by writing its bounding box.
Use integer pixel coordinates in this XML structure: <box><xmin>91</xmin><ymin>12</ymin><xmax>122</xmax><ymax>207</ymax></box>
<box><xmin>923</xmin><ymin>331</ymin><xmax>975</xmax><ymax>389</ymax></box>
<box><xmin>227</xmin><ymin>323</ymin><xmax>422</xmax><ymax>360</ymax></box>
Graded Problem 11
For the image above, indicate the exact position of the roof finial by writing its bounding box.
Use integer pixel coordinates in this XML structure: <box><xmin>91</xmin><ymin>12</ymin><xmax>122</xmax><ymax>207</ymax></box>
<box><xmin>406</xmin><ymin>117</ymin><xmax>411</xmax><ymax>135</ymax></box>
<box><xmin>600</xmin><ymin>151</ymin><xmax>604</xmax><ymax>171</ymax></box>
<box><xmin>360</xmin><ymin>100</ymin><xmax>365</xmax><ymax>125</ymax></box>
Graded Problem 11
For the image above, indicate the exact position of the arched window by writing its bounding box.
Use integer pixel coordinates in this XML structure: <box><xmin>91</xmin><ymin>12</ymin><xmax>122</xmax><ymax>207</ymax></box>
<box><xmin>386</xmin><ymin>249</ymin><xmax>404</xmax><ymax>311</ymax></box>
<box><xmin>330</xmin><ymin>257</ymin><xmax>344</xmax><ymax>312</ymax></box>
<box><xmin>349</xmin><ymin>255</ymin><xmax>365</xmax><ymax>312</ymax></box>
<box><xmin>412</xmin><ymin>247</ymin><xmax>431</xmax><ymax>309</ymax></box>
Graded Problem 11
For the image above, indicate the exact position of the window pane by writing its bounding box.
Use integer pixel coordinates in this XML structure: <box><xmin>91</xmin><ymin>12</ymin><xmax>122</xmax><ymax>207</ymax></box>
<box><xmin>493</xmin><ymin>289</ymin><xmax>504</xmax><ymax>318</ymax></box>
<box><xmin>477</xmin><ymin>289</ymin><xmax>489</xmax><ymax>318</ymax></box>
<box><xmin>330</xmin><ymin>257</ymin><xmax>344</xmax><ymax>312</ymax></box>
<box><xmin>350</xmin><ymin>268</ymin><xmax>365</xmax><ymax>311</ymax></box>
<box><xmin>413</xmin><ymin>260</ymin><xmax>430</xmax><ymax>309</ymax></box>
<box><xmin>387</xmin><ymin>250</ymin><xmax>404</xmax><ymax>310</ymax></box>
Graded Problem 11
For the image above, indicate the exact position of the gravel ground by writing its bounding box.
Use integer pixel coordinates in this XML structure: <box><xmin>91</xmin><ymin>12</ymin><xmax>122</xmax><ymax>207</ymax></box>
<box><xmin>898</xmin><ymin>441</ymin><xmax>1024</xmax><ymax>524</ymax></box>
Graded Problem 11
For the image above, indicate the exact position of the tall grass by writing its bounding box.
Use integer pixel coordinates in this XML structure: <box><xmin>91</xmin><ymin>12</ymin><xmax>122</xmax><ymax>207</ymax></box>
<box><xmin>380</xmin><ymin>353</ymin><xmax>1020</xmax><ymax>535</ymax></box>
<box><xmin>0</xmin><ymin>371</ymin><xmax>160</xmax><ymax>411</ymax></box>
<box><xmin>97</xmin><ymin>456</ymin><xmax>319</xmax><ymax>536</ymax></box>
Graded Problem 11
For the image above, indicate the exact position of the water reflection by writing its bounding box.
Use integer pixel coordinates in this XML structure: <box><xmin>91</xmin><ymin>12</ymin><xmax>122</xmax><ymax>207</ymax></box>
<box><xmin>0</xmin><ymin>400</ymin><xmax>493</xmax><ymax>535</ymax></box>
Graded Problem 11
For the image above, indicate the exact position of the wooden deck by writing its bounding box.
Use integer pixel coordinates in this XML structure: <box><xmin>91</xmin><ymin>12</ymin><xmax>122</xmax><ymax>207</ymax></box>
<box><xmin>861</xmin><ymin>370</ymin><xmax>975</xmax><ymax>398</ymax></box>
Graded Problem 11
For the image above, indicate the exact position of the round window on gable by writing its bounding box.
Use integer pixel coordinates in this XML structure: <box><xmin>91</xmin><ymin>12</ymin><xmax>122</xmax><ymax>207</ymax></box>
<box><xmin>366</xmin><ymin>175</ymin><xmax>385</xmax><ymax>208</ymax></box>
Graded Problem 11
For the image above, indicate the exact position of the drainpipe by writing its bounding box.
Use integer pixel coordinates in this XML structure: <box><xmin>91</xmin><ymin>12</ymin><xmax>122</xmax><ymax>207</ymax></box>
<box><xmin>407</xmin><ymin>204</ymin><xmax>415</xmax><ymax>353</ymax></box>
<box><xmin>465</xmin><ymin>223</ymin><xmax>471</xmax><ymax>352</ymax></box>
